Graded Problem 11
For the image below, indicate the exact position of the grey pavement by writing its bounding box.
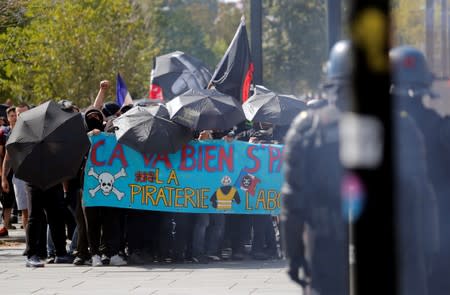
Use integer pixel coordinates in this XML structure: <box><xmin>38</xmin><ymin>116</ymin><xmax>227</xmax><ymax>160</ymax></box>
<box><xmin>0</xmin><ymin>227</ymin><xmax>26</xmax><ymax>243</ymax></box>
<box><xmin>0</xmin><ymin>229</ymin><xmax>302</xmax><ymax>295</ymax></box>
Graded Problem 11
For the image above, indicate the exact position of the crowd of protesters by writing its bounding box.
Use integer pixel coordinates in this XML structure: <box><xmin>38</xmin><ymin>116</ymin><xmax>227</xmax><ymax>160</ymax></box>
<box><xmin>0</xmin><ymin>80</ymin><xmax>288</xmax><ymax>268</ymax></box>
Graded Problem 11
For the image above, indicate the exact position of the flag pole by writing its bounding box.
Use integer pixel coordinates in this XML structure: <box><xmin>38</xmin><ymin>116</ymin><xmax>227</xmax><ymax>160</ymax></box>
<box><xmin>348</xmin><ymin>0</ymin><xmax>396</xmax><ymax>294</ymax></box>
<box><xmin>251</xmin><ymin>0</ymin><xmax>263</xmax><ymax>85</ymax></box>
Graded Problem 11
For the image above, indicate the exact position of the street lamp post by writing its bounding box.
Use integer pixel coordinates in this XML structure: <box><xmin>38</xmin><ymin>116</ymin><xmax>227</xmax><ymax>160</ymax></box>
<box><xmin>426</xmin><ymin>0</ymin><xmax>435</xmax><ymax>71</ymax></box>
<box><xmin>442</xmin><ymin>0</ymin><xmax>448</xmax><ymax>77</ymax></box>
<box><xmin>327</xmin><ymin>0</ymin><xmax>342</xmax><ymax>53</ymax></box>
<box><xmin>251</xmin><ymin>0</ymin><xmax>263</xmax><ymax>85</ymax></box>
<box><xmin>348</xmin><ymin>0</ymin><xmax>396</xmax><ymax>294</ymax></box>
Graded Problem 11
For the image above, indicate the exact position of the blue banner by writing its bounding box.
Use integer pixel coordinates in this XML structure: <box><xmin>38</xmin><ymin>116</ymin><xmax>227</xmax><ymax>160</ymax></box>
<box><xmin>83</xmin><ymin>133</ymin><xmax>283</xmax><ymax>215</ymax></box>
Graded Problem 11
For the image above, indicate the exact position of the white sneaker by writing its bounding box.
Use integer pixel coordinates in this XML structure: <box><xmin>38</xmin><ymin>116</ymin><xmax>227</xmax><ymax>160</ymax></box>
<box><xmin>26</xmin><ymin>255</ymin><xmax>45</xmax><ymax>268</ymax></box>
<box><xmin>91</xmin><ymin>254</ymin><xmax>102</xmax><ymax>267</ymax></box>
<box><xmin>110</xmin><ymin>254</ymin><xmax>127</xmax><ymax>266</ymax></box>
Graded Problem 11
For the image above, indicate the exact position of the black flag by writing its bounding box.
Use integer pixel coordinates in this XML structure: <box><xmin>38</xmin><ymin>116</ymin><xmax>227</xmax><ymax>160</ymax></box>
<box><xmin>209</xmin><ymin>19</ymin><xmax>254</xmax><ymax>103</ymax></box>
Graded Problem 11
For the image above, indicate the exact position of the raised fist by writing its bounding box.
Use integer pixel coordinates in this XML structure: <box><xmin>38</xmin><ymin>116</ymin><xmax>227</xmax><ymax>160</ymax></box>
<box><xmin>100</xmin><ymin>80</ymin><xmax>110</xmax><ymax>90</ymax></box>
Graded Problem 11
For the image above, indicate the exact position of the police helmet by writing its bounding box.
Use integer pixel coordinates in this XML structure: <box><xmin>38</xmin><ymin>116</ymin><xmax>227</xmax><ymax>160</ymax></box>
<box><xmin>326</xmin><ymin>40</ymin><xmax>353</xmax><ymax>81</ymax></box>
<box><xmin>389</xmin><ymin>46</ymin><xmax>433</xmax><ymax>91</ymax></box>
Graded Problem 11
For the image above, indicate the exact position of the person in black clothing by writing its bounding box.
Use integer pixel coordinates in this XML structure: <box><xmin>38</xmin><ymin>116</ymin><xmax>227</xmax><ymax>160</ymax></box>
<box><xmin>282</xmin><ymin>40</ymin><xmax>436</xmax><ymax>295</ymax></box>
<box><xmin>66</xmin><ymin>168</ymin><xmax>90</xmax><ymax>266</ymax></box>
<box><xmin>1</xmin><ymin>103</ymin><xmax>73</xmax><ymax>267</ymax></box>
<box><xmin>248</xmin><ymin>134</ymin><xmax>278</xmax><ymax>260</ymax></box>
<box><xmin>0</xmin><ymin>107</ymin><xmax>18</xmax><ymax>237</ymax></box>
<box><xmin>56</xmin><ymin>101</ymin><xmax>91</xmax><ymax>266</ymax></box>
<box><xmin>24</xmin><ymin>184</ymin><xmax>72</xmax><ymax>267</ymax></box>
<box><xmin>83</xmin><ymin>106</ymin><xmax>126</xmax><ymax>266</ymax></box>
<box><xmin>390</xmin><ymin>46</ymin><xmax>444</xmax><ymax>295</ymax></box>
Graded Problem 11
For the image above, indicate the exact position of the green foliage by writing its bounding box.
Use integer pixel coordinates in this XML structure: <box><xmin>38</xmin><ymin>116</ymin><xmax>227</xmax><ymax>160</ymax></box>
<box><xmin>262</xmin><ymin>0</ymin><xmax>327</xmax><ymax>94</ymax></box>
<box><xmin>391</xmin><ymin>0</ymin><xmax>424</xmax><ymax>47</ymax></box>
<box><xmin>157</xmin><ymin>3</ymin><xmax>216</xmax><ymax>67</ymax></box>
<box><xmin>0</xmin><ymin>0</ymin><xmax>330</xmax><ymax>106</ymax></box>
<box><xmin>0</xmin><ymin>0</ymin><xmax>28</xmax><ymax>33</ymax></box>
<box><xmin>0</xmin><ymin>0</ymin><xmax>162</xmax><ymax>106</ymax></box>
<box><xmin>211</xmin><ymin>3</ymin><xmax>243</xmax><ymax>62</ymax></box>
<box><xmin>154</xmin><ymin>1</ymin><xmax>242</xmax><ymax>69</ymax></box>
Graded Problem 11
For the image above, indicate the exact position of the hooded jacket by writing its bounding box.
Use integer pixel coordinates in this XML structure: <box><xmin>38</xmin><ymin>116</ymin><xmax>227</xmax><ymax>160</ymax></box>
<box><xmin>84</xmin><ymin>106</ymin><xmax>105</xmax><ymax>132</ymax></box>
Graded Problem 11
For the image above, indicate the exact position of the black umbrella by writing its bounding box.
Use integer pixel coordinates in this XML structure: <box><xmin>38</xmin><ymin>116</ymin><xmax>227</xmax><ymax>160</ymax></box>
<box><xmin>243</xmin><ymin>92</ymin><xmax>307</xmax><ymax>125</ymax></box>
<box><xmin>147</xmin><ymin>103</ymin><xmax>170</xmax><ymax>117</ymax></box>
<box><xmin>113</xmin><ymin>104</ymin><xmax>192</xmax><ymax>154</ymax></box>
<box><xmin>6</xmin><ymin>101</ymin><xmax>90</xmax><ymax>190</ymax></box>
<box><xmin>167</xmin><ymin>88</ymin><xmax>245</xmax><ymax>131</ymax></box>
<box><xmin>149</xmin><ymin>51</ymin><xmax>212</xmax><ymax>101</ymax></box>
<box><xmin>133</xmin><ymin>98</ymin><xmax>161</xmax><ymax>107</ymax></box>
<box><xmin>254</xmin><ymin>84</ymin><xmax>272</xmax><ymax>95</ymax></box>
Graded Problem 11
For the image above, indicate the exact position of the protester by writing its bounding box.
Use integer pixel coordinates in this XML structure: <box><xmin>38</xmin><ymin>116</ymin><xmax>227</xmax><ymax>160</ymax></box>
<box><xmin>248</xmin><ymin>131</ymin><xmax>278</xmax><ymax>260</ymax></box>
<box><xmin>93</xmin><ymin>80</ymin><xmax>111</xmax><ymax>110</ymax></box>
<box><xmin>2</xmin><ymin>103</ymin><xmax>74</xmax><ymax>267</ymax></box>
<box><xmin>9</xmin><ymin>104</ymin><xmax>31</xmax><ymax>229</ymax></box>
<box><xmin>83</xmin><ymin>105</ymin><xmax>126</xmax><ymax>266</ymax></box>
<box><xmin>126</xmin><ymin>209</ymin><xmax>160</xmax><ymax>265</ymax></box>
<box><xmin>223</xmin><ymin>126</ymin><xmax>253</xmax><ymax>261</ymax></box>
<box><xmin>0</xmin><ymin>107</ymin><xmax>17</xmax><ymax>236</ymax></box>
<box><xmin>190</xmin><ymin>131</ymin><xmax>227</xmax><ymax>264</ymax></box>
<box><xmin>0</xmin><ymin>104</ymin><xmax>31</xmax><ymax>236</ymax></box>
<box><xmin>44</xmin><ymin>101</ymin><xmax>84</xmax><ymax>264</ymax></box>
<box><xmin>0</xmin><ymin>81</ymin><xmax>287</xmax><ymax>271</ymax></box>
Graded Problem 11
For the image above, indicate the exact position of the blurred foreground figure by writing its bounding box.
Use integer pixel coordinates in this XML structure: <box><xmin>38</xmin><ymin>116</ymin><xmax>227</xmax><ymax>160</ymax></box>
<box><xmin>390</xmin><ymin>46</ymin><xmax>446</xmax><ymax>295</ymax></box>
<box><xmin>282</xmin><ymin>41</ymin><xmax>436</xmax><ymax>295</ymax></box>
<box><xmin>281</xmin><ymin>40</ymin><xmax>350</xmax><ymax>295</ymax></box>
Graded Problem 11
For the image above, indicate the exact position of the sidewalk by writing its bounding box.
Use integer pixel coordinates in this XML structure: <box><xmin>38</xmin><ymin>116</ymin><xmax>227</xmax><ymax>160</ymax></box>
<box><xmin>0</xmin><ymin>245</ymin><xmax>302</xmax><ymax>295</ymax></box>
<box><xmin>0</xmin><ymin>210</ymin><xmax>302</xmax><ymax>294</ymax></box>
<box><xmin>0</xmin><ymin>208</ymin><xmax>26</xmax><ymax>243</ymax></box>
<box><xmin>0</xmin><ymin>226</ymin><xmax>26</xmax><ymax>244</ymax></box>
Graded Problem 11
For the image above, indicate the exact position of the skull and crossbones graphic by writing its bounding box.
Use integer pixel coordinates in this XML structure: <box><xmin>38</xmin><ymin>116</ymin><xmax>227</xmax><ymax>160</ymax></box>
<box><xmin>88</xmin><ymin>167</ymin><xmax>127</xmax><ymax>201</ymax></box>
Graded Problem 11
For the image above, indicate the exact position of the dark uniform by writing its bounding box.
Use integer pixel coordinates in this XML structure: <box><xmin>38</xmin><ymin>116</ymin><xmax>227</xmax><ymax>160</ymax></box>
<box><xmin>393</xmin><ymin>109</ymin><xmax>436</xmax><ymax>295</ymax></box>
<box><xmin>390</xmin><ymin>46</ymin><xmax>445</xmax><ymax>294</ymax></box>
<box><xmin>282</xmin><ymin>40</ymin><xmax>436</xmax><ymax>295</ymax></box>
<box><xmin>282</xmin><ymin>103</ymin><xmax>347</xmax><ymax>295</ymax></box>
<box><xmin>282</xmin><ymin>40</ymin><xmax>351</xmax><ymax>294</ymax></box>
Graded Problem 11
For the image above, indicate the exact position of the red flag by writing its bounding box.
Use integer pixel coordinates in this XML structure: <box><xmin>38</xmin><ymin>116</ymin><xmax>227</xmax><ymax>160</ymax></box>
<box><xmin>209</xmin><ymin>19</ymin><xmax>254</xmax><ymax>103</ymax></box>
<box><xmin>149</xmin><ymin>83</ymin><xmax>163</xmax><ymax>100</ymax></box>
<box><xmin>148</xmin><ymin>59</ymin><xmax>164</xmax><ymax>100</ymax></box>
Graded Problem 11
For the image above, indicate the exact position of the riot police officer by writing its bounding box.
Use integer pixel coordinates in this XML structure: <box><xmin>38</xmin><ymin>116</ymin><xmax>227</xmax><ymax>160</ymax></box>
<box><xmin>282</xmin><ymin>41</ymin><xmax>435</xmax><ymax>295</ymax></box>
<box><xmin>281</xmin><ymin>40</ymin><xmax>351</xmax><ymax>295</ymax></box>
<box><xmin>390</xmin><ymin>46</ymin><xmax>446</xmax><ymax>294</ymax></box>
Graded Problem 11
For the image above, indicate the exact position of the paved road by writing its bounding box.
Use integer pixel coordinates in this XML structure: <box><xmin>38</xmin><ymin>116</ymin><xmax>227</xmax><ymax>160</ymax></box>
<box><xmin>0</xmin><ymin>242</ymin><xmax>302</xmax><ymax>295</ymax></box>
<box><xmin>0</xmin><ymin>226</ymin><xmax>302</xmax><ymax>294</ymax></box>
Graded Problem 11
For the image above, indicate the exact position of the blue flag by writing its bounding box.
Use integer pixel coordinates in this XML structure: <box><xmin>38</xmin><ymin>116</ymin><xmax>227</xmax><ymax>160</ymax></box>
<box><xmin>116</xmin><ymin>73</ymin><xmax>133</xmax><ymax>106</ymax></box>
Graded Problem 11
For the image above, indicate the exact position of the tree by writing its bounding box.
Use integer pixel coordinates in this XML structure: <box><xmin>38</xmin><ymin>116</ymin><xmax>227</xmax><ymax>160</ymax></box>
<box><xmin>262</xmin><ymin>0</ymin><xmax>327</xmax><ymax>95</ymax></box>
<box><xmin>212</xmin><ymin>2</ymin><xmax>244</xmax><ymax>62</ymax></box>
<box><xmin>391</xmin><ymin>0</ymin><xmax>425</xmax><ymax>48</ymax></box>
<box><xmin>0</xmin><ymin>0</ymin><xmax>28</xmax><ymax>33</ymax></box>
<box><xmin>0</xmin><ymin>0</ymin><xmax>163</xmax><ymax>106</ymax></box>
<box><xmin>150</xmin><ymin>0</ymin><xmax>242</xmax><ymax>69</ymax></box>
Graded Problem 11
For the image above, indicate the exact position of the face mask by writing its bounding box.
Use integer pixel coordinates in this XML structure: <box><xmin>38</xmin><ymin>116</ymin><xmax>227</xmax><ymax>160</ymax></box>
<box><xmin>86</xmin><ymin>118</ymin><xmax>104</xmax><ymax>132</ymax></box>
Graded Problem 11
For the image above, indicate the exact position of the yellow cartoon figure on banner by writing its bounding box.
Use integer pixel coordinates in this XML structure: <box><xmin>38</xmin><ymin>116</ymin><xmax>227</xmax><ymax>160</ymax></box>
<box><xmin>210</xmin><ymin>175</ymin><xmax>241</xmax><ymax>210</ymax></box>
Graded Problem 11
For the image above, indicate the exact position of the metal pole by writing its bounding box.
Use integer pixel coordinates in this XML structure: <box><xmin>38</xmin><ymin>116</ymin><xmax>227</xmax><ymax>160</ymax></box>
<box><xmin>448</xmin><ymin>0</ymin><xmax>450</xmax><ymax>78</ymax></box>
<box><xmin>327</xmin><ymin>0</ymin><xmax>342</xmax><ymax>52</ymax></box>
<box><xmin>426</xmin><ymin>0</ymin><xmax>435</xmax><ymax>71</ymax></box>
<box><xmin>442</xmin><ymin>0</ymin><xmax>448</xmax><ymax>77</ymax></box>
<box><xmin>349</xmin><ymin>0</ymin><xmax>396</xmax><ymax>294</ymax></box>
<box><xmin>251</xmin><ymin>0</ymin><xmax>263</xmax><ymax>85</ymax></box>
